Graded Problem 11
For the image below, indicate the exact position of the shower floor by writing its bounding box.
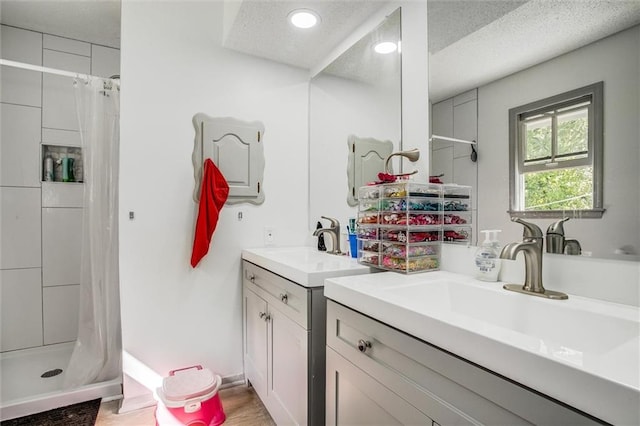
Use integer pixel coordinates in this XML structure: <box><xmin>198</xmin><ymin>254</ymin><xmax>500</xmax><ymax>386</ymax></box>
<box><xmin>1</xmin><ymin>343</ymin><xmax>72</xmax><ymax>403</ymax></box>
<box><xmin>0</xmin><ymin>342</ymin><xmax>122</xmax><ymax>421</ymax></box>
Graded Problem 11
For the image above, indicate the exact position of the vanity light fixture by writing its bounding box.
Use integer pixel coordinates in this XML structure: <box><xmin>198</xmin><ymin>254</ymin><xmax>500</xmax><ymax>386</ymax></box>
<box><xmin>374</xmin><ymin>41</ymin><xmax>398</xmax><ymax>54</ymax></box>
<box><xmin>289</xmin><ymin>9</ymin><xmax>320</xmax><ymax>29</ymax></box>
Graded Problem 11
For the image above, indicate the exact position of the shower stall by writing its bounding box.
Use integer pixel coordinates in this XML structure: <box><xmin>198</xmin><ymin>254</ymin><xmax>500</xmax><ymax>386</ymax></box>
<box><xmin>0</xmin><ymin>26</ymin><xmax>122</xmax><ymax>421</ymax></box>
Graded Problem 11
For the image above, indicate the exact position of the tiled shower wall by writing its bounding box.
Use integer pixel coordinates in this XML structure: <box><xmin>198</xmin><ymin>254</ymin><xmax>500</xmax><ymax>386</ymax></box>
<box><xmin>0</xmin><ymin>25</ymin><xmax>119</xmax><ymax>352</ymax></box>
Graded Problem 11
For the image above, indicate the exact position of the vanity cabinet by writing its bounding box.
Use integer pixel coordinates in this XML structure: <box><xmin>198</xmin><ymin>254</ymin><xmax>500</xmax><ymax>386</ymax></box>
<box><xmin>326</xmin><ymin>300</ymin><xmax>602</xmax><ymax>426</ymax></box>
<box><xmin>242</xmin><ymin>260</ymin><xmax>326</xmax><ymax>426</ymax></box>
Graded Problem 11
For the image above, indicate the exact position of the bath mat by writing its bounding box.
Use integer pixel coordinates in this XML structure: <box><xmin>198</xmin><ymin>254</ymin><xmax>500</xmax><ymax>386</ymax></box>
<box><xmin>1</xmin><ymin>398</ymin><xmax>101</xmax><ymax>426</ymax></box>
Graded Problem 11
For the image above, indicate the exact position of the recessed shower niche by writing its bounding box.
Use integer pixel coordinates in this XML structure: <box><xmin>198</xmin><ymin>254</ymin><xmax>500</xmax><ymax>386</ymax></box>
<box><xmin>42</xmin><ymin>145</ymin><xmax>83</xmax><ymax>183</ymax></box>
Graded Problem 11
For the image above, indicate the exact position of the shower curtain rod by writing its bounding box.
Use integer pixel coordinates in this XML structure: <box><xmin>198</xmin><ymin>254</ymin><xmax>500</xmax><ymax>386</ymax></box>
<box><xmin>0</xmin><ymin>58</ymin><xmax>118</xmax><ymax>82</ymax></box>
<box><xmin>429</xmin><ymin>134</ymin><xmax>476</xmax><ymax>145</ymax></box>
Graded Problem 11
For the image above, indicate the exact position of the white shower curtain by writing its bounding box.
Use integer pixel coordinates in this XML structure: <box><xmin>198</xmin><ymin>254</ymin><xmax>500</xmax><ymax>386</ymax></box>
<box><xmin>64</xmin><ymin>77</ymin><xmax>121</xmax><ymax>387</ymax></box>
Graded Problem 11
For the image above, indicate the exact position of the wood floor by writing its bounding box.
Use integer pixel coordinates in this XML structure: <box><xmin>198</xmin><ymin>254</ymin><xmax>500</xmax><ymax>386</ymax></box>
<box><xmin>95</xmin><ymin>385</ymin><xmax>275</xmax><ymax>425</ymax></box>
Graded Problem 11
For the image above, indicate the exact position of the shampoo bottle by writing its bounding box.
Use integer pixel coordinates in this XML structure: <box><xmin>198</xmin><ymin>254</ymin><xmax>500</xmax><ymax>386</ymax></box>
<box><xmin>43</xmin><ymin>155</ymin><xmax>54</xmax><ymax>182</ymax></box>
<box><xmin>474</xmin><ymin>230</ymin><xmax>502</xmax><ymax>281</ymax></box>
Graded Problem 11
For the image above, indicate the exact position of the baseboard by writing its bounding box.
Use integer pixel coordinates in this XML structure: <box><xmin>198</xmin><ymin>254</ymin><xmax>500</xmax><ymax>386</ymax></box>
<box><xmin>117</xmin><ymin>393</ymin><xmax>156</xmax><ymax>414</ymax></box>
<box><xmin>220</xmin><ymin>373</ymin><xmax>245</xmax><ymax>389</ymax></box>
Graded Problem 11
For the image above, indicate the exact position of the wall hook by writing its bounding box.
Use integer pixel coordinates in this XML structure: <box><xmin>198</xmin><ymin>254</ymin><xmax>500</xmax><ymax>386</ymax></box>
<box><xmin>471</xmin><ymin>143</ymin><xmax>478</xmax><ymax>162</ymax></box>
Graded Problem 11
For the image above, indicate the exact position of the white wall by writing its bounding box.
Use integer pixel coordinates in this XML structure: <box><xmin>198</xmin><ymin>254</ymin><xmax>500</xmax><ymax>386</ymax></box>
<box><xmin>119</xmin><ymin>0</ymin><xmax>310</xmax><ymax>400</ymax></box>
<box><xmin>400</xmin><ymin>1</ymin><xmax>430</xmax><ymax>180</ymax></box>
<box><xmin>478</xmin><ymin>25</ymin><xmax>640</xmax><ymax>260</ymax></box>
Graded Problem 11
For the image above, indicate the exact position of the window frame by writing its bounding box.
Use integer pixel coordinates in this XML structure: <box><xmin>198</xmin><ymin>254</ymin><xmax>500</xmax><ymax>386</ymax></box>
<box><xmin>508</xmin><ymin>82</ymin><xmax>605</xmax><ymax>219</ymax></box>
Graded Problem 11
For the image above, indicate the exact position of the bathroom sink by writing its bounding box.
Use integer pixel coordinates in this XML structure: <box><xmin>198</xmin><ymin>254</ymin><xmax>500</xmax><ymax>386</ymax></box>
<box><xmin>254</xmin><ymin>247</ymin><xmax>349</xmax><ymax>268</ymax></box>
<box><xmin>323</xmin><ymin>270</ymin><xmax>640</xmax><ymax>425</ymax></box>
<box><xmin>242</xmin><ymin>247</ymin><xmax>373</xmax><ymax>287</ymax></box>
<box><xmin>384</xmin><ymin>272</ymin><xmax>638</xmax><ymax>357</ymax></box>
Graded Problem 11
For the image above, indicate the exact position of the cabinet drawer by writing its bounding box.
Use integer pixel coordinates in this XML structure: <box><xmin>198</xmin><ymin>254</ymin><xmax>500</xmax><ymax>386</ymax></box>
<box><xmin>326</xmin><ymin>347</ymin><xmax>433</xmax><ymax>426</ymax></box>
<box><xmin>243</xmin><ymin>261</ymin><xmax>308</xmax><ymax>329</ymax></box>
<box><xmin>327</xmin><ymin>301</ymin><xmax>600</xmax><ymax>426</ymax></box>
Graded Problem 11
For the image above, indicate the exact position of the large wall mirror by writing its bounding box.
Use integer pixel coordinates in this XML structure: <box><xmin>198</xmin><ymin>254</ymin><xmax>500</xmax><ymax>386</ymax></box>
<box><xmin>428</xmin><ymin>1</ymin><xmax>640</xmax><ymax>261</ymax></box>
<box><xmin>309</xmin><ymin>7</ymin><xmax>402</xmax><ymax>229</ymax></box>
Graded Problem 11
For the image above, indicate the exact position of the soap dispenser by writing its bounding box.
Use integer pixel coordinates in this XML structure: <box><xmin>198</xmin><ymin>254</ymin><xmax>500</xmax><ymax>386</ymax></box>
<box><xmin>546</xmin><ymin>217</ymin><xmax>569</xmax><ymax>254</ymax></box>
<box><xmin>474</xmin><ymin>230</ymin><xmax>502</xmax><ymax>281</ymax></box>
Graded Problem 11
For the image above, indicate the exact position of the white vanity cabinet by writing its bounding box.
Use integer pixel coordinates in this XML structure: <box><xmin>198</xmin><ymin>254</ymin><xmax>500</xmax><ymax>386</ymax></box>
<box><xmin>326</xmin><ymin>300</ymin><xmax>602</xmax><ymax>426</ymax></box>
<box><xmin>242</xmin><ymin>260</ymin><xmax>326</xmax><ymax>426</ymax></box>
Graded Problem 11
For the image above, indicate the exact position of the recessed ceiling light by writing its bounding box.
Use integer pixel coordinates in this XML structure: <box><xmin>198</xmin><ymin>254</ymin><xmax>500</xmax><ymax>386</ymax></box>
<box><xmin>374</xmin><ymin>41</ymin><xmax>398</xmax><ymax>54</ymax></box>
<box><xmin>289</xmin><ymin>9</ymin><xmax>320</xmax><ymax>29</ymax></box>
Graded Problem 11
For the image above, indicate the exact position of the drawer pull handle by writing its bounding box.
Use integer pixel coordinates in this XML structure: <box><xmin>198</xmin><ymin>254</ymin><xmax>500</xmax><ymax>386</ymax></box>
<box><xmin>264</xmin><ymin>314</ymin><xmax>271</xmax><ymax>322</ymax></box>
<box><xmin>249</xmin><ymin>274</ymin><xmax>256</xmax><ymax>282</ymax></box>
<box><xmin>259</xmin><ymin>312</ymin><xmax>266</xmax><ymax>319</ymax></box>
<box><xmin>357</xmin><ymin>339</ymin><xmax>372</xmax><ymax>353</ymax></box>
<box><xmin>280</xmin><ymin>293</ymin><xmax>288</xmax><ymax>304</ymax></box>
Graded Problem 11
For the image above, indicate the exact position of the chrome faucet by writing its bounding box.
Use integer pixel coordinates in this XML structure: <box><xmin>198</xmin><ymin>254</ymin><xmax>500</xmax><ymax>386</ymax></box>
<box><xmin>500</xmin><ymin>217</ymin><xmax>568</xmax><ymax>300</ymax></box>
<box><xmin>313</xmin><ymin>216</ymin><xmax>342</xmax><ymax>255</ymax></box>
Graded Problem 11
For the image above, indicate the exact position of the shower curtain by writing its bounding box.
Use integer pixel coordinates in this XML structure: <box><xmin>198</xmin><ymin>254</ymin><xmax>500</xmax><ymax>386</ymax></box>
<box><xmin>64</xmin><ymin>77</ymin><xmax>121</xmax><ymax>387</ymax></box>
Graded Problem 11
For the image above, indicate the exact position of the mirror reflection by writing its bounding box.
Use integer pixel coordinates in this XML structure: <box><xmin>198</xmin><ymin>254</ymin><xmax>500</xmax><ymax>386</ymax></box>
<box><xmin>309</xmin><ymin>7</ymin><xmax>401</xmax><ymax>228</ymax></box>
<box><xmin>428</xmin><ymin>1</ymin><xmax>640</xmax><ymax>260</ymax></box>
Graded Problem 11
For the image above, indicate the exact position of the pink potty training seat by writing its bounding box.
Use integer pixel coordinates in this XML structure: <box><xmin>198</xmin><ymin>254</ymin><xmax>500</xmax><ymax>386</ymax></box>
<box><xmin>155</xmin><ymin>365</ymin><xmax>226</xmax><ymax>426</ymax></box>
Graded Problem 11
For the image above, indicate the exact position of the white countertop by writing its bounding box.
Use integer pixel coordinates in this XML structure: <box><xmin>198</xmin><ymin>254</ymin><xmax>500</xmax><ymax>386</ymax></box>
<box><xmin>324</xmin><ymin>271</ymin><xmax>640</xmax><ymax>425</ymax></box>
<box><xmin>241</xmin><ymin>246</ymin><xmax>374</xmax><ymax>287</ymax></box>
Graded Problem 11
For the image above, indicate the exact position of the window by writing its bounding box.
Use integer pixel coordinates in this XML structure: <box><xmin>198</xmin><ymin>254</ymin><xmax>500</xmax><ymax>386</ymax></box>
<box><xmin>508</xmin><ymin>82</ymin><xmax>604</xmax><ymax>218</ymax></box>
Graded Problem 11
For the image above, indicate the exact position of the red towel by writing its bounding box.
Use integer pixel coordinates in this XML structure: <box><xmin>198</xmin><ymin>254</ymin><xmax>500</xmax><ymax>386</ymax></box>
<box><xmin>191</xmin><ymin>159</ymin><xmax>229</xmax><ymax>267</ymax></box>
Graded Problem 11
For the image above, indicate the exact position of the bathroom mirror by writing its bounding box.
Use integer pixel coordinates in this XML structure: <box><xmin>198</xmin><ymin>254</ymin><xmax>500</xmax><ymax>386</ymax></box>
<box><xmin>428</xmin><ymin>1</ymin><xmax>640</xmax><ymax>261</ymax></box>
<box><xmin>309</xmin><ymin>7</ymin><xmax>402</xmax><ymax>227</ymax></box>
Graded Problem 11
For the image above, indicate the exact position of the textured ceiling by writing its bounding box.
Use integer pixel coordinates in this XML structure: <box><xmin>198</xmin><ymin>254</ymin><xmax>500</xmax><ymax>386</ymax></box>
<box><xmin>0</xmin><ymin>0</ymin><xmax>121</xmax><ymax>48</ymax></box>
<box><xmin>429</xmin><ymin>0</ymin><xmax>640</xmax><ymax>101</ymax></box>
<box><xmin>2</xmin><ymin>0</ymin><xmax>639</xmax><ymax>103</ymax></box>
<box><xmin>321</xmin><ymin>7</ymin><xmax>400</xmax><ymax>86</ymax></box>
<box><xmin>222</xmin><ymin>0</ymin><xmax>385</xmax><ymax>70</ymax></box>
<box><xmin>427</xmin><ymin>0</ymin><xmax>528</xmax><ymax>54</ymax></box>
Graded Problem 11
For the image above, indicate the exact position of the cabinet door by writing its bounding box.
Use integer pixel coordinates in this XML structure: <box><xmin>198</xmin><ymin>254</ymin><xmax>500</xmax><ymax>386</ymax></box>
<box><xmin>244</xmin><ymin>287</ymin><xmax>268</xmax><ymax>401</ymax></box>
<box><xmin>198</xmin><ymin>116</ymin><xmax>265</xmax><ymax>204</ymax></box>
<box><xmin>269</xmin><ymin>304</ymin><xmax>308</xmax><ymax>426</ymax></box>
<box><xmin>326</xmin><ymin>347</ymin><xmax>433</xmax><ymax>426</ymax></box>
<box><xmin>347</xmin><ymin>135</ymin><xmax>393</xmax><ymax>205</ymax></box>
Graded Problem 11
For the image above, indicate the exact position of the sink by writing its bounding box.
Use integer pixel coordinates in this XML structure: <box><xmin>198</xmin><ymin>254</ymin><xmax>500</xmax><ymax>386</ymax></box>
<box><xmin>384</xmin><ymin>273</ymin><xmax>638</xmax><ymax>358</ymax></box>
<box><xmin>323</xmin><ymin>269</ymin><xmax>640</xmax><ymax>425</ymax></box>
<box><xmin>259</xmin><ymin>248</ymin><xmax>352</xmax><ymax>269</ymax></box>
<box><xmin>242</xmin><ymin>246</ymin><xmax>373</xmax><ymax>287</ymax></box>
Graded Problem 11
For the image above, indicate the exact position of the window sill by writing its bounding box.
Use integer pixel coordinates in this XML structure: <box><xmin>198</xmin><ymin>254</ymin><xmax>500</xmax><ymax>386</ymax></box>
<box><xmin>507</xmin><ymin>209</ymin><xmax>605</xmax><ymax>219</ymax></box>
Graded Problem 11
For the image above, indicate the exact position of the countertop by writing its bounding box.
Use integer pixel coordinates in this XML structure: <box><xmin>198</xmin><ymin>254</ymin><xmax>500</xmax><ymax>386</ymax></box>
<box><xmin>241</xmin><ymin>246</ymin><xmax>374</xmax><ymax>287</ymax></box>
<box><xmin>324</xmin><ymin>270</ymin><xmax>640</xmax><ymax>425</ymax></box>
